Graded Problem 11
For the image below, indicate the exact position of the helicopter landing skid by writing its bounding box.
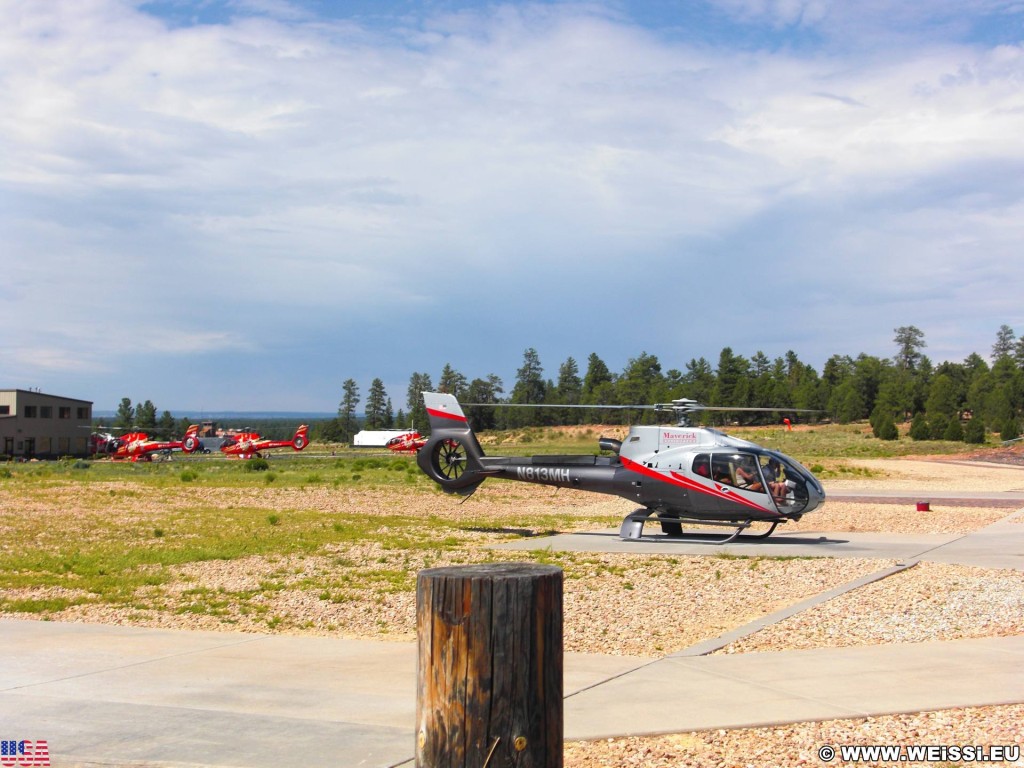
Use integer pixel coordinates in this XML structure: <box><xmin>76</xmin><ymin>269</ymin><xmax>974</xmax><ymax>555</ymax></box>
<box><xmin>619</xmin><ymin>510</ymin><xmax>779</xmax><ymax>545</ymax></box>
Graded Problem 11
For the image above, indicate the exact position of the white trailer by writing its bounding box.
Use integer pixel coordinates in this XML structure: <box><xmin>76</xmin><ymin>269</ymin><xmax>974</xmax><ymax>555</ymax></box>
<box><xmin>353</xmin><ymin>429</ymin><xmax>412</xmax><ymax>448</ymax></box>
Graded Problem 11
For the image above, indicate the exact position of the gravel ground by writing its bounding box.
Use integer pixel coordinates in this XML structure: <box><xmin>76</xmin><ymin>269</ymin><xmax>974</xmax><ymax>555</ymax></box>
<box><xmin>564</xmin><ymin>457</ymin><xmax>1024</xmax><ymax>767</ymax></box>
<box><xmin>2</xmin><ymin>456</ymin><xmax>1022</xmax><ymax>766</ymax></box>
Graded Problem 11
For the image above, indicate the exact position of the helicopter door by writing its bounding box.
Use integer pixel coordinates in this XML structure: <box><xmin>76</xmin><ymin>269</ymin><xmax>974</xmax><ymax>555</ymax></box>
<box><xmin>691</xmin><ymin>453</ymin><xmax>765</xmax><ymax>516</ymax></box>
<box><xmin>711</xmin><ymin>453</ymin><xmax>767</xmax><ymax>492</ymax></box>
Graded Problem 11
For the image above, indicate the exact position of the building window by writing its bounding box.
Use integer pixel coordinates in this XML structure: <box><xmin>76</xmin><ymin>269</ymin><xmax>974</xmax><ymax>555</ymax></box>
<box><xmin>24</xmin><ymin>406</ymin><xmax>38</xmax><ymax>418</ymax></box>
<box><xmin>59</xmin><ymin>407</ymin><xmax>71</xmax><ymax>419</ymax></box>
<box><xmin>77</xmin><ymin>407</ymin><xmax>90</xmax><ymax>419</ymax></box>
<box><xmin>0</xmin><ymin>405</ymin><xmax>9</xmax><ymax>415</ymax></box>
<box><xmin>40</xmin><ymin>406</ymin><xmax>53</xmax><ymax>418</ymax></box>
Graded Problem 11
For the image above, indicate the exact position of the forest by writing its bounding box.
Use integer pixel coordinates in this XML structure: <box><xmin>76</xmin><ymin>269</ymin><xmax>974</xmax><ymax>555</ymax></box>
<box><xmin>108</xmin><ymin>325</ymin><xmax>1024</xmax><ymax>445</ymax></box>
<box><xmin>324</xmin><ymin>325</ymin><xmax>1024</xmax><ymax>445</ymax></box>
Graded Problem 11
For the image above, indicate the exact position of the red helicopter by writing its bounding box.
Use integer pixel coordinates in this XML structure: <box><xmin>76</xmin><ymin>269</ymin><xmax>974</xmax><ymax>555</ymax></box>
<box><xmin>108</xmin><ymin>424</ymin><xmax>201</xmax><ymax>462</ymax></box>
<box><xmin>385</xmin><ymin>431</ymin><xmax>427</xmax><ymax>454</ymax></box>
<box><xmin>218</xmin><ymin>425</ymin><xmax>309</xmax><ymax>459</ymax></box>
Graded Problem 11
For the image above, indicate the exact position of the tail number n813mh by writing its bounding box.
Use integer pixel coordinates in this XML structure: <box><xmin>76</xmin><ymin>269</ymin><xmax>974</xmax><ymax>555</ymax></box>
<box><xmin>516</xmin><ymin>466</ymin><xmax>571</xmax><ymax>483</ymax></box>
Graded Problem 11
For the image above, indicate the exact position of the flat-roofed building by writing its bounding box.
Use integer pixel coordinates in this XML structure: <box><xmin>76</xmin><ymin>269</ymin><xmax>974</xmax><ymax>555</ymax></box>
<box><xmin>0</xmin><ymin>389</ymin><xmax>93</xmax><ymax>459</ymax></box>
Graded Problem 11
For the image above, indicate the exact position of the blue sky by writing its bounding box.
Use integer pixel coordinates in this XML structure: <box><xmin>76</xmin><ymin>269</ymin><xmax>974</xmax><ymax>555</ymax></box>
<box><xmin>3</xmin><ymin>0</ymin><xmax>1023</xmax><ymax>415</ymax></box>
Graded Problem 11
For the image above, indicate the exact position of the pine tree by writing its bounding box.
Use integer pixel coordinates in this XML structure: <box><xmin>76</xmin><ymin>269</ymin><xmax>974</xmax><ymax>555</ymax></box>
<box><xmin>992</xmin><ymin>324</ymin><xmax>1015</xmax><ymax>361</ymax></box>
<box><xmin>114</xmin><ymin>398</ymin><xmax>135</xmax><ymax>431</ymax></box>
<box><xmin>406</xmin><ymin>372</ymin><xmax>433</xmax><ymax>432</ymax></box>
<box><xmin>507</xmin><ymin>349</ymin><xmax>546</xmax><ymax>427</ymax></box>
<box><xmin>465</xmin><ymin>375</ymin><xmax>503</xmax><ymax>430</ymax></box>
<box><xmin>136</xmin><ymin>400</ymin><xmax>158</xmax><ymax>430</ymax></box>
<box><xmin>438</xmin><ymin>364</ymin><xmax>468</xmax><ymax>398</ymax></box>
<box><xmin>338</xmin><ymin>379</ymin><xmax>360</xmax><ymax>442</ymax></box>
<box><xmin>364</xmin><ymin>379</ymin><xmax>389</xmax><ymax>430</ymax></box>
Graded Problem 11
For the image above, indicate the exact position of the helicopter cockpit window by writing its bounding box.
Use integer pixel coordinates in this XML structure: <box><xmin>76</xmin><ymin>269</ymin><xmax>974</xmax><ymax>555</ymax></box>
<box><xmin>709</xmin><ymin>453</ymin><xmax>767</xmax><ymax>493</ymax></box>
<box><xmin>692</xmin><ymin>455</ymin><xmax>710</xmax><ymax>478</ymax></box>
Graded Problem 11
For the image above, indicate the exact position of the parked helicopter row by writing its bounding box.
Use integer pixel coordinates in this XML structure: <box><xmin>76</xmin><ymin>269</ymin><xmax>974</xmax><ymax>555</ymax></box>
<box><xmin>90</xmin><ymin>394</ymin><xmax>826</xmax><ymax>543</ymax></box>
<box><xmin>90</xmin><ymin>425</ymin><xmax>309</xmax><ymax>462</ymax></box>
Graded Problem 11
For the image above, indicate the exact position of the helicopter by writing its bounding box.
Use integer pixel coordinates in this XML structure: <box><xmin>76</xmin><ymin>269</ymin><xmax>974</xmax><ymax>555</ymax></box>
<box><xmin>385</xmin><ymin>430</ymin><xmax>427</xmax><ymax>454</ymax></box>
<box><xmin>218</xmin><ymin>424</ymin><xmax>309</xmax><ymax>459</ymax></box>
<box><xmin>107</xmin><ymin>424</ymin><xmax>201</xmax><ymax>462</ymax></box>
<box><xmin>415</xmin><ymin>392</ymin><xmax>825</xmax><ymax>543</ymax></box>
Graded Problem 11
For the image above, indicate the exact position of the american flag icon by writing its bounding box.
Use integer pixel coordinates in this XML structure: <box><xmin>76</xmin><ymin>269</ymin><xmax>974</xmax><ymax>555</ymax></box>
<box><xmin>0</xmin><ymin>739</ymin><xmax>50</xmax><ymax>766</ymax></box>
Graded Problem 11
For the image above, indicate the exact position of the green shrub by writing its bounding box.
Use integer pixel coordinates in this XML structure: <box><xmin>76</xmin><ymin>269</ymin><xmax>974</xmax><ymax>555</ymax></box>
<box><xmin>909</xmin><ymin>413</ymin><xmax>930</xmax><ymax>441</ymax></box>
<box><xmin>875</xmin><ymin>414</ymin><xmax>899</xmax><ymax>441</ymax></box>
<box><xmin>245</xmin><ymin>457</ymin><xmax>270</xmax><ymax>472</ymax></box>
<box><xmin>1000</xmin><ymin>418</ymin><xmax>1020</xmax><ymax>442</ymax></box>
<box><xmin>943</xmin><ymin>418</ymin><xmax>964</xmax><ymax>442</ymax></box>
<box><xmin>965</xmin><ymin>418</ymin><xmax>986</xmax><ymax>444</ymax></box>
<box><xmin>929</xmin><ymin>414</ymin><xmax>950</xmax><ymax>440</ymax></box>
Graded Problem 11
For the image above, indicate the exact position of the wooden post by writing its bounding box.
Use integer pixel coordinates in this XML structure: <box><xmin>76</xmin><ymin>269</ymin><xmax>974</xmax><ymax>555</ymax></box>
<box><xmin>416</xmin><ymin>562</ymin><xmax>563</xmax><ymax>768</ymax></box>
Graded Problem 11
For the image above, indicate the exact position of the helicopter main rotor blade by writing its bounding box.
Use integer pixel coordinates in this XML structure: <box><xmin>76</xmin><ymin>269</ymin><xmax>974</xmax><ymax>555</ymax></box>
<box><xmin>669</xmin><ymin>405</ymin><xmax>822</xmax><ymax>413</ymax></box>
<box><xmin>462</xmin><ymin>402</ymin><xmax>818</xmax><ymax>413</ymax></box>
<box><xmin>462</xmin><ymin>405</ymin><xmax>655</xmax><ymax>411</ymax></box>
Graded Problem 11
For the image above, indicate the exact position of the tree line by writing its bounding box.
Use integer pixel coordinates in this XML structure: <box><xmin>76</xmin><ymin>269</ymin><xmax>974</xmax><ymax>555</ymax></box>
<box><xmin>324</xmin><ymin>325</ymin><xmax>1024</xmax><ymax>444</ymax></box>
<box><xmin>99</xmin><ymin>399</ymin><xmax>302</xmax><ymax>442</ymax></box>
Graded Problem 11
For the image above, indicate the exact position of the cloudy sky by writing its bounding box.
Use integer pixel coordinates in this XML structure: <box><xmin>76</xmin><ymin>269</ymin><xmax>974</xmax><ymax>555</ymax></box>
<box><xmin>3</xmin><ymin>0</ymin><xmax>1023</xmax><ymax>415</ymax></box>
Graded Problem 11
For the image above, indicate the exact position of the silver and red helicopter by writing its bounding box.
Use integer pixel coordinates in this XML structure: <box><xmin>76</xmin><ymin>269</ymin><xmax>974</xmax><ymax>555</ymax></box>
<box><xmin>415</xmin><ymin>392</ymin><xmax>825</xmax><ymax>543</ymax></box>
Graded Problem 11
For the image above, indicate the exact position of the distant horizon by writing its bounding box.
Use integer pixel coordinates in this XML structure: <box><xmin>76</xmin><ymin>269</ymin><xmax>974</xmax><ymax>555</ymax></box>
<box><xmin>93</xmin><ymin>410</ymin><xmax>339</xmax><ymax>421</ymax></box>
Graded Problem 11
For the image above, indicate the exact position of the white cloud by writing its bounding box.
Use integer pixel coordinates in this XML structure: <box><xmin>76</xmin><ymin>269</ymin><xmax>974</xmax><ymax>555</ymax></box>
<box><xmin>2</xmin><ymin>1</ymin><xmax>1023</xmax><ymax>407</ymax></box>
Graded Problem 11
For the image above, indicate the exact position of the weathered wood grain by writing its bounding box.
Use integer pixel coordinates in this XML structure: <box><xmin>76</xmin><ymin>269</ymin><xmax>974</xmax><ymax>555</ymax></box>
<box><xmin>416</xmin><ymin>562</ymin><xmax>563</xmax><ymax>767</ymax></box>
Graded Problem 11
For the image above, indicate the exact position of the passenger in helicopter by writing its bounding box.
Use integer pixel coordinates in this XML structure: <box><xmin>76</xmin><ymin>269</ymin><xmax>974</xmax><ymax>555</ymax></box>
<box><xmin>734</xmin><ymin>458</ymin><xmax>766</xmax><ymax>492</ymax></box>
<box><xmin>762</xmin><ymin>457</ymin><xmax>792</xmax><ymax>503</ymax></box>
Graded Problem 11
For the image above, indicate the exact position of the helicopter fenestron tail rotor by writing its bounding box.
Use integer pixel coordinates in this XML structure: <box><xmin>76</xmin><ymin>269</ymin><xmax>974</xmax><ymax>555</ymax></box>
<box><xmin>417</xmin><ymin>392</ymin><xmax>490</xmax><ymax>496</ymax></box>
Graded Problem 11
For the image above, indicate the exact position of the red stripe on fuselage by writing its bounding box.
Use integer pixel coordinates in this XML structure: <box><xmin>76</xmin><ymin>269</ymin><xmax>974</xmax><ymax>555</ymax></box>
<box><xmin>620</xmin><ymin>456</ymin><xmax>775</xmax><ymax>514</ymax></box>
<box><xmin>426</xmin><ymin>406</ymin><xmax>468</xmax><ymax>424</ymax></box>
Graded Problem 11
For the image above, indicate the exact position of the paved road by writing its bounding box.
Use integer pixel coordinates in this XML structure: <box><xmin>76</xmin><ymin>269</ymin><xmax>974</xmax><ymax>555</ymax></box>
<box><xmin>2</xmin><ymin>500</ymin><xmax>1022</xmax><ymax>767</ymax></box>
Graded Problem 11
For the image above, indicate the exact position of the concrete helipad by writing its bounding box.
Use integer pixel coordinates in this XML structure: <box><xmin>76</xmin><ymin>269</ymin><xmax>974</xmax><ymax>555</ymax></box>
<box><xmin>495</xmin><ymin>493</ymin><xmax>1024</xmax><ymax>570</ymax></box>
<box><xmin>2</xmin><ymin>496</ymin><xmax>1022</xmax><ymax>767</ymax></box>
<box><xmin>3</xmin><ymin>620</ymin><xmax>1022</xmax><ymax>768</ymax></box>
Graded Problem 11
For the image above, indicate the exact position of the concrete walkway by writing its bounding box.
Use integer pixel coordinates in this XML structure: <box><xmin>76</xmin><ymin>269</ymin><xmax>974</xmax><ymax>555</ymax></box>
<box><xmin>2</xmin><ymin>503</ymin><xmax>1022</xmax><ymax>767</ymax></box>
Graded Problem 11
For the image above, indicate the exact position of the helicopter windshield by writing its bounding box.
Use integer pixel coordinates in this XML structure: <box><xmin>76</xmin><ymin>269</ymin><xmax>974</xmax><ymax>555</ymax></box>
<box><xmin>758</xmin><ymin>450</ymin><xmax>820</xmax><ymax>514</ymax></box>
<box><xmin>695</xmin><ymin>449</ymin><xmax>820</xmax><ymax>515</ymax></box>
